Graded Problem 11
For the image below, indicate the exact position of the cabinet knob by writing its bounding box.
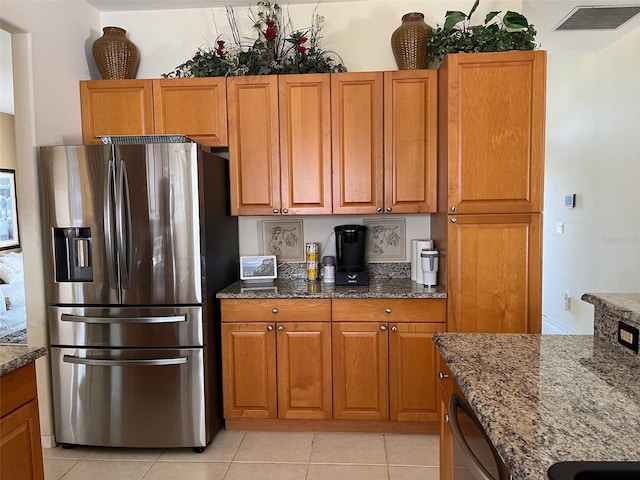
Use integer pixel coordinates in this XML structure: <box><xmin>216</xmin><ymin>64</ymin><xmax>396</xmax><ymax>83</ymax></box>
<box><xmin>272</xmin><ymin>308</ymin><xmax>278</xmax><ymax>314</ymax></box>
<box><xmin>391</xmin><ymin>326</ymin><xmax>398</xmax><ymax>332</ymax></box>
<box><xmin>450</xmin><ymin>206</ymin><xmax>457</xmax><ymax>212</ymax></box>
<box><xmin>273</xmin><ymin>208</ymin><xmax>279</xmax><ymax>214</ymax></box>
<box><xmin>377</xmin><ymin>207</ymin><xmax>383</xmax><ymax>213</ymax></box>
<box><xmin>266</xmin><ymin>325</ymin><xmax>274</xmax><ymax>331</ymax></box>
<box><xmin>277</xmin><ymin>325</ymin><xmax>284</xmax><ymax>331</ymax></box>
<box><xmin>439</xmin><ymin>371</ymin><xmax>449</xmax><ymax>380</ymax></box>
<box><xmin>380</xmin><ymin>325</ymin><xmax>387</xmax><ymax>331</ymax></box>
<box><xmin>451</xmin><ymin>217</ymin><xmax>458</xmax><ymax>223</ymax></box>
<box><xmin>445</xmin><ymin>413</ymin><xmax>450</xmax><ymax>423</ymax></box>
<box><xmin>386</xmin><ymin>207</ymin><xmax>392</xmax><ymax>212</ymax></box>
<box><xmin>385</xmin><ymin>308</ymin><xmax>392</xmax><ymax>314</ymax></box>
<box><xmin>282</xmin><ymin>208</ymin><xmax>289</xmax><ymax>214</ymax></box>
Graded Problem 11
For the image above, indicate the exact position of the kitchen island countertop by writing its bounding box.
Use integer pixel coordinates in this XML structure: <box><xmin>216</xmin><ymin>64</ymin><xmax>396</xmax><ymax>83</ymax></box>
<box><xmin>0</xmin><ymin>345</ymin><xmax>47</xmax><ymax>376</ymax></box>
<box><xmin>434</xmin><ymin>333</ymin><xmax>640</xmax><ymax>479</ymax></box>
<box><xmin>217</xmin><ymin>278</ymin><xmax>447</xmax><ymax>299</ymax></box>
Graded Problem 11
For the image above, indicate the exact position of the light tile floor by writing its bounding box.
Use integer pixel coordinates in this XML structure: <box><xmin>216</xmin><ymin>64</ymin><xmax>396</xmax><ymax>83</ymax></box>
<box><xmin>43</xmin><ymin>430</ymin><xmax>439</xmax><ymax>480</ymax></box>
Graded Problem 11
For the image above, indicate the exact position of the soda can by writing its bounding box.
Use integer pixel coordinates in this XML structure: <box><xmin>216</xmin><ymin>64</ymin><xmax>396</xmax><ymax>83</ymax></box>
<box><xmin>306</xmin><ymin>261</ymin><xmax>319</xmax><ymax>281</ymax></box>
<box><xmin>305</xmin><ymin>242</ymin><xmax>319</xmax><ymax>262</ymax></box>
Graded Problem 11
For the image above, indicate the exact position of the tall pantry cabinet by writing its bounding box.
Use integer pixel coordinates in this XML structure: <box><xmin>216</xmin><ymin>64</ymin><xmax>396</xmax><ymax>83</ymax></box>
<box><xmin>431</xmin><ymin>51</ymin><xmax>547</xmax><ymax>334</ymax></box>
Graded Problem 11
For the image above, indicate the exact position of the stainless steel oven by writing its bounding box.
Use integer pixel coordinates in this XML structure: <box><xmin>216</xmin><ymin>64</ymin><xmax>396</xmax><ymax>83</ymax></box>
<box><xmin>448</xmin><ymin>393</ymin><xmax>511</xmax><ymax>480</ymax></box>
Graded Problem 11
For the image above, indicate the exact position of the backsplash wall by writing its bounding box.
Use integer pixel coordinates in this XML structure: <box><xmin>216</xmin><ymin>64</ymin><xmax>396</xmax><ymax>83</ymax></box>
<box><xmin>238</xmin><ymin>214</ymin><xmax>431</xmax><ymax>262</ymax></box>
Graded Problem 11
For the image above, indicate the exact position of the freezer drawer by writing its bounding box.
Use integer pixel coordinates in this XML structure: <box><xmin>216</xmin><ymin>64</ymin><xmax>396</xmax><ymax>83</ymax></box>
<box><xmin>49</xmin><ymin>306</ymin><xmax>205</xmax><ymax>347</ymax></box>
<box><xmin>51</xmin><ymin>347</ymin><xmax>207</xmax><ymax>448</ymax></box>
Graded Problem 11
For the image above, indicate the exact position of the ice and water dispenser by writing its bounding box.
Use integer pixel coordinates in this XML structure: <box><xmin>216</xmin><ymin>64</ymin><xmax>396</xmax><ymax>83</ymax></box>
<box><xmin>53</xmin><ymin>227</ymin><xmax>93</xmax><ymax>282</ymax></box>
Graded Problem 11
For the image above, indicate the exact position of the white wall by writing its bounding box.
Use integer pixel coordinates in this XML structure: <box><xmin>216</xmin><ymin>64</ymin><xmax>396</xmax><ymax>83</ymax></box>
<box><xmin>1</xmin><ymin>0</ymin><xmax>100</xmax><ymax>445</ymax></box>
<box><xmin>542</xmin><ymin>27</ymin><xmax>640</xmax><ymax>334</ymax></box>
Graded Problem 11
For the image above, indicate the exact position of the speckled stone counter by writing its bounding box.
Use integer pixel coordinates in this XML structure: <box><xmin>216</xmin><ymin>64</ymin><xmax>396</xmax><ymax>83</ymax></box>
<box><xmin>217</xmin><ymin>278</ymin><xmax>447</xmax><ymax>299</ymax></box>
<box><xmin>0</xmin><ymin>345</ymin><xmax>47</xmax><ymax>376</ymax></box>
<box><xmin>582</xmin><ymin>292</ymin><xmax>640</xmax><ymax>356</ymax></box>
<box><xmin>433</xmin><ymin>333</ymin><xmax>640</xmax><ymax>479</ymax></box>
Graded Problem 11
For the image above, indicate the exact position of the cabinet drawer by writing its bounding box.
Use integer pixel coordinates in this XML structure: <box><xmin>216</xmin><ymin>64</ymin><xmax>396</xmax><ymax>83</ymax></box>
<box><xmin>0</xmin><ymin>363</ymin><xmax>37</xmax><ymax>418</ymax></box>
<box><xmin>332</xmin><ymin>299</ymin><xmax>445</xmax><ymax>322</ymax></box>
<box><xmin>221</xmin><ymin>299</ymin><xmax>331</xmax><ymax>322</ymax></box>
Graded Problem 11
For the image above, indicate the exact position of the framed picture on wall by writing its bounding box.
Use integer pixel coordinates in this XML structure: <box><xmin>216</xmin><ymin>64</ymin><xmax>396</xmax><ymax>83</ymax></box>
<box><xmin>0</xmin><ymin>170</ymin><xmax>20</xmax><ymax>250</ymax></box>
<box><xmin>363</xmin><ymin>217</ymin><xmax>406</xmax><ymax>261</ymax></box>
<box><xmin>261</xmin><ymin>219</ymin><xmax>304</xmax><ymax>261</ymax></box>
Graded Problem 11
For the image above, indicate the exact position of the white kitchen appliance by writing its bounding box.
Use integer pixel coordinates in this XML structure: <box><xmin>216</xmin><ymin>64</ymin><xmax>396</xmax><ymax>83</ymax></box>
<box><xmin>421</xmin><ymin>249</ymin><xmax>439</xmax><ymax>287</ymax></box>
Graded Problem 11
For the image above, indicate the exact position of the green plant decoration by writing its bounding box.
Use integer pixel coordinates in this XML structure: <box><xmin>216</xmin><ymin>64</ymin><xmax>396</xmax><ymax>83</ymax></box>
<box><xmin>427</xmin><ymin>0</ymin><xmax>537</xmax><ymax>68</ymax></box>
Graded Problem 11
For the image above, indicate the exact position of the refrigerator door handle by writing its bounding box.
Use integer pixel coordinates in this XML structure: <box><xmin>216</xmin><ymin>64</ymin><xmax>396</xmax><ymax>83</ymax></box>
<box><xmin>63</xmin><ymin>355</ymin><xmax>188</xmax><ymax>367</ymax></box>
<box><xmin>60</xmin><ymin>313</ymin><xmax>187</xmax><ymax>324</ymax></box>
<box><xmin>103</xmin><ymin>159</ymin><xmax>118</xmax><ymax>290</ymax></box>
<box><xmin>116</xmin><ymin>159</ymin><xmax>132</xmax><ymax>289</ymax></box>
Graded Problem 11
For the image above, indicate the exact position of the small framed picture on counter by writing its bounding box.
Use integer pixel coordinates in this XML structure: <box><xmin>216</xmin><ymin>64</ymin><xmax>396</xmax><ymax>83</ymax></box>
<box><xmin>240</xmin><ymin>255</ymin><xmax>277</xmax><ymax>282</ymax></box>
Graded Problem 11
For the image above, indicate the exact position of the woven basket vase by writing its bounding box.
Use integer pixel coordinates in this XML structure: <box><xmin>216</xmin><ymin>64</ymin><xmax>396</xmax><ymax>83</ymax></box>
<box><xmin>391</xmin><ymin>13</ymin><xmax>433</xmax><ymax>70</ymax></box>
<box><xmin>92</xmin><ymin>26</ymin><xmax>139</xmax><ymax>80</ymax></box>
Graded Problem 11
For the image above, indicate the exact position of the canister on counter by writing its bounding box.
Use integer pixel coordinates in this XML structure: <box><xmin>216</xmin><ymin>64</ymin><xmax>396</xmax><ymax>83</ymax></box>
<box><xmin>306</xmin><ymin>261</ymin><xmax>319</xmax><ymax>281</ymax></box>
<box><xmin>305</xmin><ymin>242</ymin><xmax>320</xmax><ymax>281</ymax></box>
<box><xmin>305</xmin><ymin>242</ymin><xmax>319</xmax><ymax>262</ymax></box>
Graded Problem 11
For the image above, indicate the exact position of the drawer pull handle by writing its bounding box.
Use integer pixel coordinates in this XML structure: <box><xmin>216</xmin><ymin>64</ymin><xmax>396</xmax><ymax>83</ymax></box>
<box><xmin>272</xmin><ymin>308</ymin><xmax>278</xmax><ymax>314</ymax></box>
<box><xmin>385</xmin><ymin>308</ymin><xmax>392</xmax><ymax>314</ymax></box>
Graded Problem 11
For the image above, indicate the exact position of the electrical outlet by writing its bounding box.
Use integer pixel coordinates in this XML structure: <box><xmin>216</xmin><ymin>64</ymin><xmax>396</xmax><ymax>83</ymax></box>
<box><xmin>618</xmin><ymin>321</ymin><xmax>639</xmax><ymax>354</ymax></box>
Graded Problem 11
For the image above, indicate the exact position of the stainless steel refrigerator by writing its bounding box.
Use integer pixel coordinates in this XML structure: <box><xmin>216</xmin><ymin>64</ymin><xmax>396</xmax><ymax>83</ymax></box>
<box><xmin>40</xmin><ymin>136</ymin><xmax>238</xmax><ymax>450</ymax></box>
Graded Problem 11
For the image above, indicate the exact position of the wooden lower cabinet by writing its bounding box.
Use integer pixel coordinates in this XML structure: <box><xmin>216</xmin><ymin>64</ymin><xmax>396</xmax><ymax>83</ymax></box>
<box><xmin>221</xmin><ymin>298</ymin><xmax>445</xmax><ymax>428</ymax></box>
<box><xmin>389</xmin><ymin>322</ymin><xmax>445</xmax><ymax>422</ymax></box>
<box><xmin>221</xmin><ymin>299</ymin><xmax>332</xmax><ymax>420</ymax></box>
<box><xmin>332</xmin><ymin>322</ymin><xmax>389</xmax><ymax>421</ymax></box>
<box><xmin>332</xmin><ymin>299</ymin><xmax>446</xmax><ymax>423</ymax></box>
<box><xmin>221</xmin><ymin>322</ymin><xmax>277</xmax><ymax>419</ymax></box>
<box><xmin>0</xmin><ymin>362</ymin><xmax>44</xmax><ymax>480</ymax></box>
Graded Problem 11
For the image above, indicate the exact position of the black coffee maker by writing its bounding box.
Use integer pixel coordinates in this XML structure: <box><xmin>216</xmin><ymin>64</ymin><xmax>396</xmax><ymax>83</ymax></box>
<box><xmin>334</xmin><ymin>225</ymin><xmax>369</xmax><ymax>285</ymax></box>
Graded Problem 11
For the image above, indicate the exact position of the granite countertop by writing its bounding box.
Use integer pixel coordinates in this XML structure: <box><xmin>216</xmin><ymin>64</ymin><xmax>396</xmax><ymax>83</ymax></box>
<box><xmin>216</xmin><ymin>278</ymin><xmax>447</xmax><ymax>299</ymax></box>
<box><xmin>433</xmin><ymin>333</ymin><xmax>640</xmax><ymax>480</ymax></box>
<box><xmin>0</xmin><ymin>345</ymin><xmax>48</xmax><ymax>376</ymax></box>
<box><xmin>582</xmin><ymin>292</ymin><xmax>640</xmax><ymax>326</ymax></box>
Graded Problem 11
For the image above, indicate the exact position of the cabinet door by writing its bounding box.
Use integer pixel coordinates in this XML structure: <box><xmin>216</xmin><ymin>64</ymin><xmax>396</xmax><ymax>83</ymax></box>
<box><xmin>0</xmin><ymin>399</ymin><xmax>44</xmax><ymax>480</ymax></box>
<box><xmin>276</xmin><ymin>322</ymin><xmax>332</xmax><ymax>419</ymax></box>
<box><xmin>447</xmin><ymin>213</ymin><xmax>542</xmax><ymax>333</ymax></box>
<box><xmin>279</xmin><ymin>74</ymin><xmax>332</xmax><ymax>215</ymax></box>
<box><xmin>80</xmin><ymin>80</ymin><xmax>154</xmax><ymax>144</ymax></box>
<box><xmin>221</xmin><ymin>323</ymin><xmax>277</xmax><ymax>419</ymax></box>
<box><xmin>331</xmin><ymin>72</ymin><xmax>384</xmax><ymax>214</ymax></box>
<box><xmin>441</xmin><ymin>51</ymin><xmax>546</xmax><ymax>214</ymax></box>
<box><xmin>332</xmin><ymin>322</ymin><xmax>388</xmax><ymax>420</ymax></box>
<box><xmin>384</xmin><ymin>70</ymin><xmax>437</xmax><ymax>213</ymax></box>
<box><xmin>389</xmin><ymin>323</ymin><xmax>444</xmax><ymax>422</ymax></box>
<box><xmin>227</xmin><ymin>76</ymin><xmax>281</xmax><ymax>215</ymax></box>
<box><xmin>153</xmin><ymin>78</ymin><xmax>228</xmax><ymax>146</ymax></box>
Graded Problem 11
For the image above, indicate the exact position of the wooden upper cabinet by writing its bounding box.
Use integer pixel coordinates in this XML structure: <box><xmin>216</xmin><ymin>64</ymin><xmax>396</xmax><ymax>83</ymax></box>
<box><xmin>279</xmin><ymin>74</ymin><xmax>332</xmax><ymax>215</ymax></box>
<box><xmin>447</xmin><ymin>213</ymin><xmax>542</xmax><ymax>334</ymax></box>
<box><xmin>384</xmin><ymin>70</ymin><xmax>438</xmax><ymax>214</ymax></box>
<box><xmin>227</xmin><ymin>76</ymin><xmax>281</xmax><ymax>216</ymax></box>
<box><xmin>80</xmin><ymin>79</ymin><xmax>154</xmax><ymax>144</ymax></box>
<box><xmin>439</xmin><ymin>51</ymin><xmax>547</xmax><ymax>214</ymax></box>
<box><xmin>331</xmin><ymin>72</ymin><xmax>384</xmax><ymax>214</ymax></box>
<box><xmin>152</xmin><ymin>78</ymin><xmax>227</xmax><ymax>146</ymax></box>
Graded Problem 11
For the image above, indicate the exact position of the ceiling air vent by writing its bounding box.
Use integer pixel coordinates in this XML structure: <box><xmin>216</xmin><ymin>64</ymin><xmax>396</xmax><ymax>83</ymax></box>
<box><xmin>554</xmin><ymin>5</ymin><xmax>640</xmax><ymax>30</ymax></box>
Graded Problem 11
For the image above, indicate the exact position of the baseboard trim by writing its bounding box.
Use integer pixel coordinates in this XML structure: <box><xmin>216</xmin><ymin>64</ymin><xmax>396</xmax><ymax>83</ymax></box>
<box><xmin>542</xmin><ymin>314</ymin><xmax>581</xmax><ymax>334</ymax></box>
<box><xmin>41</xmin><ymin>435</ymin><xmax>56</xmax><ymax>449</ymax></box>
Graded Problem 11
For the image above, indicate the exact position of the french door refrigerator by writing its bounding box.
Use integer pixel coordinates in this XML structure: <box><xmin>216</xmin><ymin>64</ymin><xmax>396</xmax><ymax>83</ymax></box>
<box><xmin>40</xmin><ymin>136</ymin><xmax>238</xmax><ymax>450</ymax></box>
